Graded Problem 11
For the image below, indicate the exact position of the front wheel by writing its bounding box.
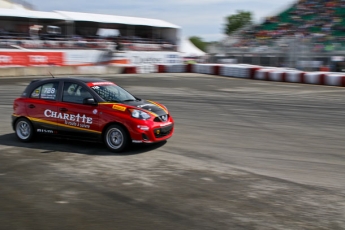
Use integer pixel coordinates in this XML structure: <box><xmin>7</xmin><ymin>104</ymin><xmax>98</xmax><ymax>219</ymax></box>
<box><xmin>15</xmin><ymin>118</ymin><xmax>34</xmax><ymax>142</ymax></box>
<box><xmin>104</xmin><ymin>124</ymin><xmax>129</xmax><ymax>153</ymax></box>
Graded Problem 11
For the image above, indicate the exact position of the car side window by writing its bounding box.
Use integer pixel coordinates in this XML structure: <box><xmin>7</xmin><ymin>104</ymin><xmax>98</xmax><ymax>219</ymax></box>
<box><xmin>30</xmin><ymin>82</ymin><xmax>58</xmax><ymax>100</ymax></box>
<box><xmin>62</xmin><ymin>82</ymin><xmax>92</xmax><ymax>104</ymax></box>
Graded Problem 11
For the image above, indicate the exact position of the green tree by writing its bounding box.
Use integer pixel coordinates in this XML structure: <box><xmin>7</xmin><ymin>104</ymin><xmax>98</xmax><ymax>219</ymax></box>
<box><xmin>189</xmin><ymin>36</ymin><xmax>207</xmax><ymax>52</ymax></box>
<box><xmin>224</xmin><ymin>10</ymin><xmax>252</xmax><ymax>35</ymax></box>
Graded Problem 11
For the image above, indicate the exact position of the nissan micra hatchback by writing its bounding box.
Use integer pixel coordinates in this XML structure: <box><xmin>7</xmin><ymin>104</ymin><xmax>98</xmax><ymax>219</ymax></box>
<box><xmin>12</xmin><ymin>77</ymin><xmax>174</xmax><ymax>152</ymax></box>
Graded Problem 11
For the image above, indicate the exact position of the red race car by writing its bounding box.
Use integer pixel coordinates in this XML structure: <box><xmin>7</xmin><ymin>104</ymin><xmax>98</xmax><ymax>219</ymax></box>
<box><xmin>12</xmin><ymin>77</ymin><xmax>174</xmax><ymax>152</ymax></box>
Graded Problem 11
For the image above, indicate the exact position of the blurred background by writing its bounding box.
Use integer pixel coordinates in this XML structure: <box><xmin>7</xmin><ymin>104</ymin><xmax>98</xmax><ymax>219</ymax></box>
<box><xmin>1</xmin><ymin>0</ymin><xmax>345</xmax><ymax>72</ymax></box>
<box><xmin>208</xmin><ymin>0</ymin><xmax>345</xmax><ymax>72</ymax></box>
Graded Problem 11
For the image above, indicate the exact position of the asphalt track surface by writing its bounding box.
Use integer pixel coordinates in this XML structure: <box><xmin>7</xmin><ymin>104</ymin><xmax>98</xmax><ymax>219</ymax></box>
<box><xmin>1</xmin><ymin>73</ymin><xmax>345</xmax><ymax>230</ymax></box>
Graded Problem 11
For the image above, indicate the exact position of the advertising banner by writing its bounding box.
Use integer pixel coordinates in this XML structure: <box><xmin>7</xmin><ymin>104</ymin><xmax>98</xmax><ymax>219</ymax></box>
<box><xmin>0</xmin><ymin>52</ymin><xmax>28</xmax><ymax>66</ymax></box>
<box><xmin>0</xmin><ymin>51</ymin><xmax>64</xmax><ymax>66</ymax></box>
<box><xmin>0</xmin><ymin>50</ymin><xmax>182</xmax><ymax>67</ymax></box>
<box><xmin>113</xmin><ymin>51</ymin><xmax>183</xmax><ymax>65</ymax></box>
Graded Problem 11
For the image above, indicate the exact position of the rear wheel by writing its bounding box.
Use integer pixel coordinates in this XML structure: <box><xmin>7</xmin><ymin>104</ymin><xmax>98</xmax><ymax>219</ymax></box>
<box><xmin>15</xmin><ymin>118</ymin><xmax>34</xmax><ymax>142</ymax></box>
<box><xmin>104</xmin><ymin>124</ymin><xmax>129</xmax><ymax>153</ymax></box>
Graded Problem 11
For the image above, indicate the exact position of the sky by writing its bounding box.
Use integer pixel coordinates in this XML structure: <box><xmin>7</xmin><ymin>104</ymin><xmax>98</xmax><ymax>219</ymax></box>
<box><xmin>27</xmin><ymin>0</ymin><xmax>296</xmax><ymax>42</ymax></box>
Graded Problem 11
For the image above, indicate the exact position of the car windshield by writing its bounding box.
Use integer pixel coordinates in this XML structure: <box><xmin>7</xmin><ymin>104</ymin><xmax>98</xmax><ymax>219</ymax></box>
<box><xmin>89</xmin><ymin>84</ymin><xmax>137</xmax><ymax>102</ymax></box>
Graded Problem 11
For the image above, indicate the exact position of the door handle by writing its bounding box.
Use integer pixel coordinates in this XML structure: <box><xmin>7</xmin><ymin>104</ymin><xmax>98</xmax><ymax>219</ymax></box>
<box><xmin>28</xmin><ymin>104</ymin><xmax>35</xmax><ymax>109</ymax></box>
<box><xmin>60</xmin><ymin>108</ymin><xmax>68</xmax><ymax>112</ymax></box>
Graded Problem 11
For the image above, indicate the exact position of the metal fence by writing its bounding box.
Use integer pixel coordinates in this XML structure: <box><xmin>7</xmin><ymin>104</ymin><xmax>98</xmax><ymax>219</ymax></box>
<box><xmin>209</xmin><ymin>35</ymin><xmax>345</xmax><ymax>72</ymax></box>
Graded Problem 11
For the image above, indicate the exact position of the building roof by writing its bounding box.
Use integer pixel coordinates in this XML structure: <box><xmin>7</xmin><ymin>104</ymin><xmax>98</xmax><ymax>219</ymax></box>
<box><xmin>56</xmin><ymin>11</ymin><xmax>180</xmax><ymax>29</ymax></box>
<box><xmin>0</xmin><ymin>8</ymin><xmax>180</xmax><ymax>29</ymax></box>
<box><xmin>0</xmin><ymin>8</ymin><xmax>65</xmax><ymax>19</ymax></box>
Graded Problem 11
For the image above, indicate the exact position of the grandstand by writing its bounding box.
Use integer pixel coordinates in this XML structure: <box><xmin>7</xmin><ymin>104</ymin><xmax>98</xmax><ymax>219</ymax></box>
<box><xmin>0</xmin><ymin>8</ymin><xmax>179</xmax><ymax>51</ymax></box>
<box><xmin>0</xmin><ymin>0</ymin><xmax>183</xmax><ymax>67</ymax></box>
<box><xmin>212</xmin><ymin>0</ymin><xmax>345</xmax><ymax>71</ymax></box>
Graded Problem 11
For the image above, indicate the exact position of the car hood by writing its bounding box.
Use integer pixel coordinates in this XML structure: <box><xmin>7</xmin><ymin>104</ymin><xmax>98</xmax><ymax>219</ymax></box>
<box><xmin>122</xmin><ymin>99</ymin><xmax>168</xmax><ymax>117</ymax></box>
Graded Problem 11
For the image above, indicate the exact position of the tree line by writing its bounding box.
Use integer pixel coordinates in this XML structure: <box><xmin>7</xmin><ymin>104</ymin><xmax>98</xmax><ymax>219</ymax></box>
<box><xmin>189</xmin><ymin>10</ymin><xmax>252</xmax><ymax>52</ymax></box>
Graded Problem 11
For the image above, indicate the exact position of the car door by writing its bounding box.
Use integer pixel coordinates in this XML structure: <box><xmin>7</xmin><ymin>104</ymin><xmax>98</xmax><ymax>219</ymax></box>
<box><xmin>25</xmin><ymin>80</ymin><xmax>60</xmax><ymax>135</ymax></box>
<box><xmin>56</xmin><ymin>81</ymin><xmax>100</xmax><ymax>140</ymax></box>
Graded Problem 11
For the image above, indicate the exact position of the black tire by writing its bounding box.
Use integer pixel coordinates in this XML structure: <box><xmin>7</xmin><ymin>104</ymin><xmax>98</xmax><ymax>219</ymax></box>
<box><xmin>103</xmin><ymin>124</ymin><xmax>129</xmax><ymax>153</ymax></box>
<box><xmin>15</xmin><ymin>118</ymin><xmax>34</xmax><ymax>142</ymax></box>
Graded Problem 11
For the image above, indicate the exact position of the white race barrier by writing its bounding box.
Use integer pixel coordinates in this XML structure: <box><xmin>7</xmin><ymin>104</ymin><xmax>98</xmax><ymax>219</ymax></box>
<box><xmin>157</xmin><ymin>64</ymin><xmax>186</xmax><ymax>73</ymax></box>
<box><xmin>325</xmin><ymin>73</ymin><xmax>345</xmax><ymax>86</ymax></box>
<box><xmin>192</xmin><ymin>64</ymin><xmax>215</xmax><ymax>75</ymax></box>
<box><xmin>304</xmin><ymin>72</ymin><xmax>325</xmax><ymax>84</ymax></box>
<box><xmin>136</xmin><ymin>64</ymin><xmax>158</xmax><ymax>74</ymax></box>
<box><xmin>254</xmin><ymin>68</ymin><xmax>277</xmax><ymax>80</ymax></box>
<box><xmin>220</xmin><ymin>64</ymin><xmax>259</xmax><ymax>78</ymax></box>
<box><xmin>165</xmin><ymin>64</ymin><xmax>186</xmax><ymax>73</ymax></box>
<box><xmin>1</xmin><ymin>62</ymin><xmax>345</xmax><ymax>87</ymax></box>
<box><xmin>219</xmin><ymin>65</ymin><xmax>236</xmax><ymax>77</ymax></box>
<box><xmin>285</xmin><ymin>71</ymin><xmax>304</xmax><ymax>83</ymax></box>
<box><xmin>268</xmin><ymin>69</ymin><xmax>286</xmax><ymax>81</ymax></box>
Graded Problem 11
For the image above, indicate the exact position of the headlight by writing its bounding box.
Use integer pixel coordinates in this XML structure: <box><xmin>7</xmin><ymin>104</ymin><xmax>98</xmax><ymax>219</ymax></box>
<box><xmin>130</xmin><ymin>109</ymin><xmax>151</xmax><ymax>120</ymax></box>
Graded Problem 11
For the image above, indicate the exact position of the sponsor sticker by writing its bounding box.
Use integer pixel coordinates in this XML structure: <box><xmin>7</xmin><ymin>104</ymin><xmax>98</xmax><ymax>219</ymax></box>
<box><xmin>37</xmin><ymin>129</ymin><xmax>54</xmax><ymax>134</ymax></box>
<box><xmin>87</xmin><ymin>82</ymin><xmax>115</xmax><ymax>87</ymax></box>
<box><xmin>31</xmin><ymin>89</ymin><xmax>40</xmax><ymax>98</ymax></box>
<box><xmin>112</xmin><ymin>105</ymin><xmax>126</xmax><ymax>111</ymax></box>
<box><xmin>44</xmin><ymin>109</ymin><xmax>93</xmax><ymax>129</ymax></box>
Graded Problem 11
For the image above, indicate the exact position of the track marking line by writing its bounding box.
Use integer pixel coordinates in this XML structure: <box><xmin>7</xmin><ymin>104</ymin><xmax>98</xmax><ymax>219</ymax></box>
<box><xmin>55</xmin><ymin>201</ymin><xmax>69</xmax><ymax>204</ymax></box>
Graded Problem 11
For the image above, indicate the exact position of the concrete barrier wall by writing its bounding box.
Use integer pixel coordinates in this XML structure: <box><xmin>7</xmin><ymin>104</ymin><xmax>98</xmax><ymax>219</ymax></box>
<box><xmin>0</xmin><ymin>66</ymin><xmax>125</xmax><ymax>77</ymax></box>
<box><xmin>0</xmin><ymin>67</ymin><xmax>18</xmax><ymax>77</ymax></box>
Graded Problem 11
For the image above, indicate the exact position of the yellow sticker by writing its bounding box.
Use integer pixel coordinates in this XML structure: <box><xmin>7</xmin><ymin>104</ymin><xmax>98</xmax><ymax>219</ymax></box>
<box><xmin>112</xmin><ymin>105</ymin><xmax>126</xmax><ymax>111</ymax></box>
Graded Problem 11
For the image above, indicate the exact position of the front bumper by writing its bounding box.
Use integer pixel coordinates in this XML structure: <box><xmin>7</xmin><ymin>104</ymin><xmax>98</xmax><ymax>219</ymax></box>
<box><xmin>130</xmin><ymin>119</ymin><xmax>174</xmax><ymax>143</ymax></box>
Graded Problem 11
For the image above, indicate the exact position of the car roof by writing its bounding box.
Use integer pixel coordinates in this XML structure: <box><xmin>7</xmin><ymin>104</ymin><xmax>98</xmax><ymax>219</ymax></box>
<box><xmin>31</xmin><ymin>77</ymin><xmax>110</xmax><ymax>84</ymax></box>
<box><xmin>62</xmin><ymin>77</ymin><xmax>109</xmax><ymax>83</ymax></box>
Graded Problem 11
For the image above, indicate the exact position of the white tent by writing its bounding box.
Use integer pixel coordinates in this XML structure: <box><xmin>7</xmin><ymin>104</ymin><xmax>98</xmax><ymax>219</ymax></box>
<box><xmin>179</xmin><ymin>38</ymin><xmax>206</xmax><ymax>57</ymax></box>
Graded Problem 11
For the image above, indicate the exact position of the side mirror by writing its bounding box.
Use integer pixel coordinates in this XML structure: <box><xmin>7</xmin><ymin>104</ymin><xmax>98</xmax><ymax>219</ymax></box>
<box><xmin>83</xmin><ymin>98</ymin><xmax>97</xmax><ymax>105</ymax></box>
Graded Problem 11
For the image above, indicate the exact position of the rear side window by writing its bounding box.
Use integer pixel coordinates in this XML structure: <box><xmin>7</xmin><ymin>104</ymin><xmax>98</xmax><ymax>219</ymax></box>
<box><xmin>62</xmin><ymin>82</ymin><xmax>93</xmax><ymax>104</ymax></box>
<box><xmin>30</xmin><ymin>82</ymin><xmax>58</xmax><ymax>100</ymax></box>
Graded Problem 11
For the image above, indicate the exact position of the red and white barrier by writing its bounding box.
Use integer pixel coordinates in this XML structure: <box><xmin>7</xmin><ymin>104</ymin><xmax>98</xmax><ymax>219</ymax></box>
<box><xmin>285</xmin><ymin>70</ymin><xmax>305</xmax><ymax>83</ymax></box>
<box><xmin>192</xmin><ymin>64</ymin><xmax>218</xmax><ymax>75</ymax></box>
<box><xmin>324</xmin><ymin>73</ymin><xmax>345</xmax><ymax>86</ymax></box>
<box><xmin>158</xmin><ymin>64</ymin><xmax>186</xmax><ymax>73</ymax></box>
<box><xmin>220</xmin><ymin>64</ymin><xmax>259</xmax><ymax>78</ymax></box>
<box><xmin>121</xmin><ymin>64</ymin><xmax>159</xmax><ymax>74</ymax></box>
<box><xmin>254</xmin><ymin>68</ymin><xmax>277</xmax><ymax>80</ymax></box>
<box><xmin>268</xmin><ymin>69</ymin><xmax>286</xmax><ymax>81</ymax></box>
<box><xmin>219</xmin><ymin>64</ymin><xmax>236</xmax><ymax>77</ymax></box>
<box><xmin>154</xmin><ymin>63</ymin><xmax>345</xmax><ymax>87</ymax></box>
<box><xmin>304</xmin><ymin>72</ymin><xmax>326</xmax><ymax>84</ymax></box>
<box><xmin>137</xmin><ymin>64</ymin><xmax>158</xmax><ymax>74</ymax></box>
<box><xmin>121</xmin><ymin>65</ymin><xmax>137</xmax><ymax>74</ymax></box>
